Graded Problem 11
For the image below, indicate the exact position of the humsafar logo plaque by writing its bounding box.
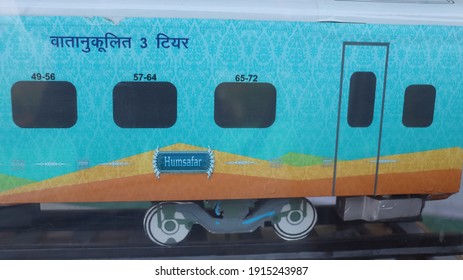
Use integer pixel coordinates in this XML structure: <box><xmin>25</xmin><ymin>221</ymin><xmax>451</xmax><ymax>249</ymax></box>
<box><xmin>153</xmin><ymin>147</ymin><xmax>214</xmax><ymax>179</ymax></box>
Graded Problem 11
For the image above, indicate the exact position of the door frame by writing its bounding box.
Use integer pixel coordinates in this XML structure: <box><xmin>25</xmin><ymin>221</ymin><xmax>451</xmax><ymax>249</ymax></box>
<box><xmin>332</xmin><ymin>41</ymin><xmax>390</xmax><ymax>196</ymax></box>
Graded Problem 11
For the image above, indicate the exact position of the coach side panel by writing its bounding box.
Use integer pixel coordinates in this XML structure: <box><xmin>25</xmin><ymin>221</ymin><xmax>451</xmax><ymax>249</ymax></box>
<box><xmin>0</xmin><ymin>17</ymin><xmax>461</xmax><ymax>203</ymax></box>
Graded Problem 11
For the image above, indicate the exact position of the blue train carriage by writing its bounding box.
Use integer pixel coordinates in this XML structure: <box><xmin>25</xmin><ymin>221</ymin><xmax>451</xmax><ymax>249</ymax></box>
<box><xmin>0</xmin><ymin>0</ymin><xmax>463</xmax><ymax>245</ymax></box>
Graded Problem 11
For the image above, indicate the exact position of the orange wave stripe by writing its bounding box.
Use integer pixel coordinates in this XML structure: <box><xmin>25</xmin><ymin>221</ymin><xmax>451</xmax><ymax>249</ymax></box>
<box><xmin>0</xmin><ymin>173</ymin><xmax>332</xmax><ymax>203</ymax></box>
<box><xmin>0</xmin><ymin>169</ymin><xmax>460</xmax><ymax>204</ymax></box>
<box><xmin>3</xmin><ymin>146</ymin><xmax>461</xmax><ymax>198</ymax></box>
<box><xmin>376</xmin><ymin>169</ymin><xmax>462</xmax><ymax>195</ymax></box>
<box><xmin>335</xmin><ymin>169</ymin><xmax>461</xmax><ymax>196</ymax></box>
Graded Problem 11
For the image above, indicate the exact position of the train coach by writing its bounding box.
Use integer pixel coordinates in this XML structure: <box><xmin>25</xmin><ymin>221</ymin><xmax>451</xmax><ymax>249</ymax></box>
<box><xmin>1</xmin><ymin>0</ymin><xmax>463</xmax><ymax>245</ymax></box>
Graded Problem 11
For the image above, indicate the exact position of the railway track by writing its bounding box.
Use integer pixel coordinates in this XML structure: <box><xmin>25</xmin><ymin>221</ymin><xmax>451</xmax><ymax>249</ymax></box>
<box><xmin>0</xmin><ymin>205</ymin><xmax>462</xmax><ymax>259</ymax></box>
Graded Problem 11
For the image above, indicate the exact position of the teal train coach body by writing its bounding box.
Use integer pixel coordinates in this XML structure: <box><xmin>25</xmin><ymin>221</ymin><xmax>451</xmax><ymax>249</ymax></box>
<box><xmin>0</xmin><ymin>0</ymin><xmax>462</xmax><ymax>244</ymax></box>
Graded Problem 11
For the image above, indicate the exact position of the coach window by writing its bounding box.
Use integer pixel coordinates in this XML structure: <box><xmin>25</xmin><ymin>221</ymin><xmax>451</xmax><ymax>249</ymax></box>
<box><xmin>113</xmin><ymin>82</ymin><xmax>177</xmax><ymax>128</ymax></box>
<box><xmin>402</xmin><ymin>85</ymin><xmax>436</xmax><ymax>128</ymax></box>
<box><xmin>347</xmin><ymin>72</ymin><xmax>376</xmax><ymax>127</ymax></box>
<box><xmin>214</xmin><ymin>82</ymin><xmax>276</xmax><ymax>128</ymax></box>
<box><xmin>11</xmin><ymin>81</ymin><xmax>77</xmax><ymax>128</ymax></box>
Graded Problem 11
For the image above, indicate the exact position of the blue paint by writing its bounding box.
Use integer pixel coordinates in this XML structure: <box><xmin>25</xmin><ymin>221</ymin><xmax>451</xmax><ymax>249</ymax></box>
<box><xmin>242</xmin><ymin>211</ymin><xmax>276</xmax><ymax>225</ymax></box>
<box><xmin>0</xmin><ymin>16</ymin><xmax>461</xmax><ymax>185</ymax></box>
<box><xmin>214</xmin><ymin>202</ymin><xmax>222</xmax><ymax>217</ymax></box>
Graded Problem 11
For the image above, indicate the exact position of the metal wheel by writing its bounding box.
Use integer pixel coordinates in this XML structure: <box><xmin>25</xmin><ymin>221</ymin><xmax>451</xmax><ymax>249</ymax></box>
<box><xmin>143</xmin><ymin>203</ymin><xmax>192</xmax><ymax>246</ymax></box>
<box><xmin>273</xmin><ymin>198</ymin><xmax>317</xmax><ymax>241</ymax></box>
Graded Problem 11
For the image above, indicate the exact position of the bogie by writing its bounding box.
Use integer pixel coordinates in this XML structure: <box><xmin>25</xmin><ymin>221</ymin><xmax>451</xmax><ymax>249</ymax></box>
<box><xmin>143</xmin><ymin>199</ymin><xmax>318</xmax><ymax>246</ymax></box>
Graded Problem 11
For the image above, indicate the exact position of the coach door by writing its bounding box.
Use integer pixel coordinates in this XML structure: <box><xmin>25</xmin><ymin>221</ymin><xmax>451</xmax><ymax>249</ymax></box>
<box><xmin>334</xmin><ymin>42</ymin><xmax>389</xmax><ymax>196</ymax></box>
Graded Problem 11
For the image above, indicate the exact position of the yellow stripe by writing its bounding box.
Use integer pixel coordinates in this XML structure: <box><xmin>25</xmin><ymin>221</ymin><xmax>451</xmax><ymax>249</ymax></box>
<box><xmin>1</xmin><ymin>144</ymin><xmax>461</xmax><ymax>196</ymax></box>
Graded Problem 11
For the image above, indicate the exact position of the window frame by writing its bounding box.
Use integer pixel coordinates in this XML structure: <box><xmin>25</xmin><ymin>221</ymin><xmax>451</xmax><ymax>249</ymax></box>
<box><xmin>214</xmin><ymin>82</ymin><xmax>277</xmax><ymax>129</ymax></box>
<box><xmin>11</xmin><ymin>81</ymin><xmax>78</xmax><ymax>129</ymax></box>
<box><xmin>402</xmin><ymin>84</ymin><xmax>436</xmax><ymax>128</ymax></box>
<box><xmin>347</xmin><ymin>71</ymin><xmax>377</xmax><ymax>128</ymax></box>
<box><xmin>112</xmin><ymin>81</ymin><xmax>177</xmax><ymax>129</ymax></box>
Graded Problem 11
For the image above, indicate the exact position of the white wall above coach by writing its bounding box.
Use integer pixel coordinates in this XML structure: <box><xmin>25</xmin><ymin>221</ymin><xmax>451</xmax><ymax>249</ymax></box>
<box><xmin>1</xmin><ymin>0</ymin><xmax>463</xmax><ymax>25</ymax></box>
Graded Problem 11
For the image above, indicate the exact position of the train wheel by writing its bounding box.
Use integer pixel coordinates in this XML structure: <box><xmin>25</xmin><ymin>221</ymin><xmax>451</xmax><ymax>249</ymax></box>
<box><xmin>143</xmin><ymin>203</ymin><xmax>191</xmax><ymax>246</ymax></box>
<box><xmin>272</xmin><ymin>198</ymin><xmax>317</xmax><ymax>241</ymax></box>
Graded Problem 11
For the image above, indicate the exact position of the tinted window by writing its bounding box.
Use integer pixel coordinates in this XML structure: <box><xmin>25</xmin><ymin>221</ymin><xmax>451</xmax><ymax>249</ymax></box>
<box><xmin>113</xmin><ymin>82</ymin><xmax>177</xmax><ymax>128</ymax></box>
<box><xmin>214</xmin><ymin>82</ymin><xmax>276</xmax><ymax>128</ymax></box>
<box><xmin>402</xmin><ymin>85</ymin><xmax>436</xmax><ymax>128</ymax></box>
<box><xmin>347</xmin><ymin>72</ymin><xmax>377</xmax><ymax>127</ymax></box>
<box><xmin>11</xmin><ymin>81</ymin><xmax>77</xmax><ymax>128</ymax></box>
